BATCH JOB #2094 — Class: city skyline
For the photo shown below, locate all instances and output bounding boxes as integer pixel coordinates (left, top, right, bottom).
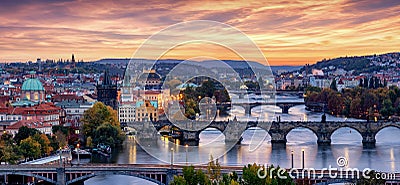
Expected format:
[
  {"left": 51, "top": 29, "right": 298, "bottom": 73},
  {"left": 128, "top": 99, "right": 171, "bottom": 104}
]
[{"left": 0, "top": 0, "right": 399, "bottom": 65}]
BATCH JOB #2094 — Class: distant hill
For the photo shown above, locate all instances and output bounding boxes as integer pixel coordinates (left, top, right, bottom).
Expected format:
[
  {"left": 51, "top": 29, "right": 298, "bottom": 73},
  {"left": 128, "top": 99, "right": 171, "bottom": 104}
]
[
  {"left": 95, "top": 58, "right": 301, "bottom": 73},
  {"left": 302, "top": 52, "right": 400, "bottom": 75}
]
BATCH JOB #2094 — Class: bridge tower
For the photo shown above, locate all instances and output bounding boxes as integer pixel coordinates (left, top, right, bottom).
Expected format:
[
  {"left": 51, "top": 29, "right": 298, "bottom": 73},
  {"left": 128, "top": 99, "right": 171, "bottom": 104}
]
[
  {"left": 56, "top": 168, "right": 66, "bottom": 185},
  {"left": 224, "top": 118, "right": 247, "bottom": 144},
  {"left": 166, "top": 169, "right": 178, "bottom": 185}
]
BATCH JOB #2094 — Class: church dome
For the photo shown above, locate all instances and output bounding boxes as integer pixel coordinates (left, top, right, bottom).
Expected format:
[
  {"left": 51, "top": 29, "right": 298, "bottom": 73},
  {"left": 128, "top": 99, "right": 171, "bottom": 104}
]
[
  {"left": 138, "top": 71, "right": 161, "bottom": 80},
  {"left": 22, "top": 78, "right": 45, "bottom": 91}
]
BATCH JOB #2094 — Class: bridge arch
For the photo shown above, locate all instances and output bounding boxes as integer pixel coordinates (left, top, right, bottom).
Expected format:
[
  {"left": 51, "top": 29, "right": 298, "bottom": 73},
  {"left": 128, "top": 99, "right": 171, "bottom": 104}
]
[
  {"left": 241, "top": 126, "right": 271, "bottom": 143},
  {"left": 67, "top": 172, "right": 163, "bottom": 185},
  {"left": 329, "top": 126, "right": 363, "bottom": 141},
  {"left": 330, "top": 127, "right": 363, "bottom": 144},
  {"left": 375, "top": 125, "right": 400, "bottom": 143},
  {"left": 200, "top": 125, "right": 225, "bottom": 133},
  {"left": 199, "top": 127, "right": 226, "bottom": 144},
  {"left": 285, "top": 126, "right": 318, "bottom": 143},
  {"left": 0, "top": 172, "right": 57, "bottom": 184}
]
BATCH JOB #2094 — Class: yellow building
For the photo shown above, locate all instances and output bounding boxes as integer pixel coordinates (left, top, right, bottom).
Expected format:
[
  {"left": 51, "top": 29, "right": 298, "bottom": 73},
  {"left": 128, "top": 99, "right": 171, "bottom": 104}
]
[{"left": 135, "top": 100, "right": 158, "bottom": 122}]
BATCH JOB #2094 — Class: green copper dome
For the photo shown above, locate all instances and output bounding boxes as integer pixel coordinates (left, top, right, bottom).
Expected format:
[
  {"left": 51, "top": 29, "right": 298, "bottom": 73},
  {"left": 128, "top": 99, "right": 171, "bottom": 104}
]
[{"left": 22, "top": 78, "right": 45, "bottom": 91}]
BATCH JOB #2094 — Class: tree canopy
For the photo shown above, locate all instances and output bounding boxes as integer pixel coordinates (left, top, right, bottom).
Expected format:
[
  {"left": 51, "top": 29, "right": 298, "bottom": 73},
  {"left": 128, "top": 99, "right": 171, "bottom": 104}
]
[{"left": 81, "top": 102, "right": 124, "bottom": 148}]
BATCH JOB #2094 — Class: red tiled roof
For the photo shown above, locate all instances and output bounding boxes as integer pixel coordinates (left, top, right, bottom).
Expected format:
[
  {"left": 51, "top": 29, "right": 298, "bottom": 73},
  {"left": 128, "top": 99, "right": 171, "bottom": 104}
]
[
  {"left": 51, "top": 94, "right": 84, "bottom": 102},
  {"left": 6, "top": 119, "right": 52, "bottom": 130},
  {"left": 0, "top": 102, "right": 61, "bottom": 115}
]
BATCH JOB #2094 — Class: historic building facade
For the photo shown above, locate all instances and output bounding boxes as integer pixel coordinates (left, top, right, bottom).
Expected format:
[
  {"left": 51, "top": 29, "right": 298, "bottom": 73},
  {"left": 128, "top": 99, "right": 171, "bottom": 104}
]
[{"left": 96, "top": 70, "right": 117, "bottom": 109}]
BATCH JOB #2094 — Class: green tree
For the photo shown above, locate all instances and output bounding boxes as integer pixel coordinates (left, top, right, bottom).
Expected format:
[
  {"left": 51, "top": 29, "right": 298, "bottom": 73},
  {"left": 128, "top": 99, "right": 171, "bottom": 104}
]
[
  {"left": 369, "top": 77, "right": 374, "bottom": 89},
  {"left": 330, "top": 78, "right": 338, "bottom": 91},
  {"left": 82, "top": 102, "right": 122, "bottom": 147},
  {"left": 170, "top": 176, "right": 187, "bottom": 185},
  {"left": 374, "top": 77, "right": 380, "bottom": 89},
  {"left": 0, "top": 133, "right": 21, "bottom": 164},
  {"left": 170, "top": 165, "right": 211, "bottom": 185},
  {"left": 388, "top": 90, "right": 397, "bottom": 105},
  {"left": 221, "top": 172, "right": 239, "bottom": 185},
  {"left": 381, "top": 99, "right": 395, "bottom": 118},
  {"left": 198, "top": 80, "right": 216, "bottom": 97},
  {"left": 14, "top": 126, "right": 40, "bottom": 144},
  {"left": 364, "top": 78, "right": 368, "bottom": 88},
  {"left": 207, "top": 155, "right": 221, "bottom": 183},
  {"left": 242, "top": 164, "right": 265, "bottom": 185},
  {"left": 20, "top": 137, "right": 41, "bottom": 160},
  {"left": 356, "top": 170, "right": 386, "bottom": 185},
  {"left": 52, "top": 125, "right": 69, "bottom": 136},
  {"left": 196, "top": 169, "right": 210, "bottom": 185},
  {"left": 93, "top": 123, "right": 124, "bottom": 148},
  {"left": 242, "top": 164, "right": 293, "bottom": 185}
]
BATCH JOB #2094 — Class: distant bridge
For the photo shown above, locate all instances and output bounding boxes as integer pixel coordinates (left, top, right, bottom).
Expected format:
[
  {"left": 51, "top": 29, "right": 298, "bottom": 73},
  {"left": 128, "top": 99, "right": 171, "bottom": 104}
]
[
  {"left": 228, "top": 90, "right": 305, "bottom": 114},
  {"left": 230, "top": 90, "right": 304, "bottom": 99},
  {"left": 129, "top": 120, "right": 400, "bottom": 147},
  {"left": 229, "top": 100, "right": 304, "bottom": 114}
]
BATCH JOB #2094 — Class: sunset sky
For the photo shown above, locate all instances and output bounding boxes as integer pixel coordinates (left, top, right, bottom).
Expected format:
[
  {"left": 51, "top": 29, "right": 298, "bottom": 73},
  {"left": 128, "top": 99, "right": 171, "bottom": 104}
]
[{"left": 0, "top": 0, "right": 399, "bottom": 66}]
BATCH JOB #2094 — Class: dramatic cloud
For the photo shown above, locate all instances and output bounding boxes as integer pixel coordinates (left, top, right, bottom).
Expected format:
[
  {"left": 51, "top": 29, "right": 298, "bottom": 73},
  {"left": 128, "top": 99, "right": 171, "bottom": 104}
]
[{"left": 0, "top": 0, "right": 398, "bottom": 65}]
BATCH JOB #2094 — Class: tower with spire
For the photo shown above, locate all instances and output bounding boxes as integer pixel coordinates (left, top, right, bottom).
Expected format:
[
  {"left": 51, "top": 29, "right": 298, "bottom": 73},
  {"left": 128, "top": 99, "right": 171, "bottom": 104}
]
[
  {"left": 96, "top": 70, "right": 118, "bottom": 109},
  {"left": 71, "top": 54, "right": 76, "bottom": 68}
]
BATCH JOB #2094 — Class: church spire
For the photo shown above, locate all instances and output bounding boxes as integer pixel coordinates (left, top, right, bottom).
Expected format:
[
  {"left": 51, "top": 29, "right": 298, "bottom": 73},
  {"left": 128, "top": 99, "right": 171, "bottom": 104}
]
[
  {"left": 103, "top": 70, "right": 113, "bottom": 85},
  {"left": 71, "top": 54, "right": 75, "bottom": 63}
]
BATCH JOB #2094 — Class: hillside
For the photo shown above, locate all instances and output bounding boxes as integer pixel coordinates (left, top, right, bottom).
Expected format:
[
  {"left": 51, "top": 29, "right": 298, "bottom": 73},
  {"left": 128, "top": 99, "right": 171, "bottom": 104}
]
[{"left": 302, "top": 52, "right": 400, "bottom": 75}]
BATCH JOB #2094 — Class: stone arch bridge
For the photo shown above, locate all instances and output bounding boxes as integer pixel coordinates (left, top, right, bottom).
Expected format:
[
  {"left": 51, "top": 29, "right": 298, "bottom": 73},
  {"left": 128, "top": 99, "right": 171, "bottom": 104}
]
[
  {"left": 229, "top": 101, "right": 304, "bottom": 114},
  {"left": 128, "top": 120, "right": 400, "bottom": 147},
  {"left": 0, "top": 164, "right": 242, "bottom": 185}
]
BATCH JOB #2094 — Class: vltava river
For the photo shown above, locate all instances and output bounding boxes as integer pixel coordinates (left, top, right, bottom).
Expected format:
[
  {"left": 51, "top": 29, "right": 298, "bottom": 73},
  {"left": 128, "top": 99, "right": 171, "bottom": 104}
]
[{"left": 86, "top": 97, "right": 400, "bottom": 185}]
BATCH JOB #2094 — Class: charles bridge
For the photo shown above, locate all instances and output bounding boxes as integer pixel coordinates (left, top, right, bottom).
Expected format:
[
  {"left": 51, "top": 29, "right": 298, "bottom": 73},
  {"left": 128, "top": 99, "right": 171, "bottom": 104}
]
[{"left": 128, "top": 119, "right": 400, "bottom": 147}]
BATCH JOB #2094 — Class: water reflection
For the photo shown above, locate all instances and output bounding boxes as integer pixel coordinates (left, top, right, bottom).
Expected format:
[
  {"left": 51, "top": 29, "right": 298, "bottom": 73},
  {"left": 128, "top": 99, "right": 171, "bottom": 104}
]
[
  {"left": 87, "top": 96, "right": 400, "bottom": 185},
  {"left": 111, "top": 97, "right": 400, "bottom": 171},
  {"left": 85, "top": 175, "right": 156, "bottom": 185},
  {"left": 107, "top": 127, "right": 400, "bottom": 172}
]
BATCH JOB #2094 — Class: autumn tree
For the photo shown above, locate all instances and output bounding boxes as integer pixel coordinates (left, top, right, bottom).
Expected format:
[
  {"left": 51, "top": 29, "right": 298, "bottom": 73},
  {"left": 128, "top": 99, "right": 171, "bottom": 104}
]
[
  {"left": 54, "top": 130, "right": 68, "bottom": 149},
  {"left": 356, "top": 170, "right": 386, "bottom": 185},
  {"left": 0, "top": 133, "right": 21, "bottom": 164},
  {"left": 242, "top": 164, "right": 294, "bottom": 185},
  {"left": 207, "top": 155, "right": 221, "bottom": 182},
  {"left": 20, "top": 137, "right": 41, "bottom": 160},
  {"left": 81, "top": 102, "right": 122, "bottom": 147},
  {"left": 32, "top": 133, "right": 53, "bottom": 156}
]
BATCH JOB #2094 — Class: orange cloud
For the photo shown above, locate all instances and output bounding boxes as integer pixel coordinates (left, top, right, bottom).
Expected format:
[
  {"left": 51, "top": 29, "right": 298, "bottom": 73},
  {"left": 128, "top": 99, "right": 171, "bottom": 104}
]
[{"left": 0, "top": 0, "right": 398, "bottom": 65}]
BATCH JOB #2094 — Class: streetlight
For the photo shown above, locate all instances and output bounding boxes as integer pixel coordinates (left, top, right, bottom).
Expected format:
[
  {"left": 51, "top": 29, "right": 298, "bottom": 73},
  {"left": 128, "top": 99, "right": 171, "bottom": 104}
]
[
  {"left": 291, "top": 150, "right": 294, "bottom": 169},
  {"left": 59, "top": 147, "right": 62, "bottom": 167},
  {"left": 302, "top": 149, "right": 305, "bottom": 169},
  {"left": 77, "top": 143, "right": 80, "bottom": 166},
  {"left": 170, "top": 148, "right": 174, "bottom": 168},
  {"left": 185, "top": 144, "right": 188, "bottom": 165}
]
